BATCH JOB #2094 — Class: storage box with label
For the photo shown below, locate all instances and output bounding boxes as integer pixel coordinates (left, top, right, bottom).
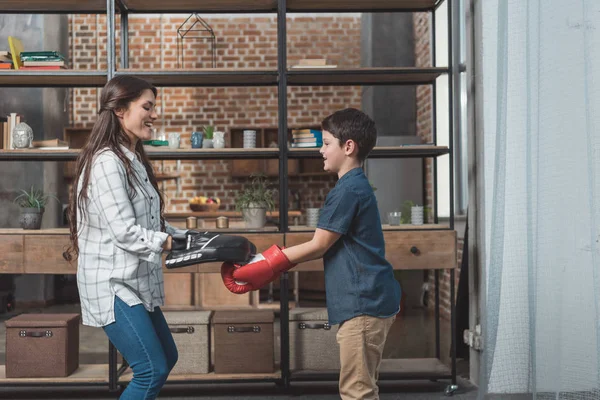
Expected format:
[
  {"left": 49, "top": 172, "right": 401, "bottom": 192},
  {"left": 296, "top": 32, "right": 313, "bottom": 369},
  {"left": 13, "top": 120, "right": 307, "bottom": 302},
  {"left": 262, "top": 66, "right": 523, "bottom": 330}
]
[
  {"left": 5, "top": 313, "right": 80, "bottom": 378},
  {"left": 212, "top": 310, "right": 274, "bottom": 373},
  {"left": 164, "top": 310, "right": 212, "bottom": 374},
  {"left": 289, "top": 308, "right": 340, "bottom": 371}
]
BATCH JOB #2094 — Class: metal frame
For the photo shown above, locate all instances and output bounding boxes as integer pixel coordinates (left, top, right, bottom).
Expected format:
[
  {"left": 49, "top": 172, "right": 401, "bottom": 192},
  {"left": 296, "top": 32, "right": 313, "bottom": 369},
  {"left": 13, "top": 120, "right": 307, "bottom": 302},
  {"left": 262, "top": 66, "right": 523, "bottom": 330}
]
[
  {"left": 176, "top": 13, "right": 217, "bottom": 69},
  {"left": 0, "top": 0, "right": 457, "bottom": 393}
]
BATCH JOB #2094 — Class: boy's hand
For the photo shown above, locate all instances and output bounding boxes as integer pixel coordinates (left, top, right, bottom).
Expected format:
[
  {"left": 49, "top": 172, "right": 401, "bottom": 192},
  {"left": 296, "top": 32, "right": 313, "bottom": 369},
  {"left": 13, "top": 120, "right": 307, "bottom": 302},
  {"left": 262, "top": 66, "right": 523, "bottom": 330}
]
[{"left": 222, "top": 245, "right": 294, "bottom": 292}]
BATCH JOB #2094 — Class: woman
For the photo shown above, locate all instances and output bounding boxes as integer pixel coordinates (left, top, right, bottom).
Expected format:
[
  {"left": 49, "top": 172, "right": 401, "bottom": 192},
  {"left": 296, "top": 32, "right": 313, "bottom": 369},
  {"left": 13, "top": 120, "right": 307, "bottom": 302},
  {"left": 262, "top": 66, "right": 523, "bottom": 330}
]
[{"left": 65, "top": 75, "right": 182, "bottom": 399}]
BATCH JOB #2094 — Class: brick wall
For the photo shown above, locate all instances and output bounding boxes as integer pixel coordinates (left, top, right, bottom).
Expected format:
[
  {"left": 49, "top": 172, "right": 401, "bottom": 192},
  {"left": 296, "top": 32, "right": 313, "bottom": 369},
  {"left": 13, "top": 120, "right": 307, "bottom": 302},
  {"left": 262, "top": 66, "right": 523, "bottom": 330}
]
[
  {"left": 413, "top": 12, "right": 463, "bottom": 320},
  {"left": 68, "top": 15, "right": 363, "bottom": 212}
]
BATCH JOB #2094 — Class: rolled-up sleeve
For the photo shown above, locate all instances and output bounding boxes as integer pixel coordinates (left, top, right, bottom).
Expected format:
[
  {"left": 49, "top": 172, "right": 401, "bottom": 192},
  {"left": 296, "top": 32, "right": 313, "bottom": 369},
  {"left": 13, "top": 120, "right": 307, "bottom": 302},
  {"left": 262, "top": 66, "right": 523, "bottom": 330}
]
[
  {"left": 89, "top": 152, "right": 168, "bottom": 261},
  {"left": 165, "top": 221, "right": 188, "bottom": 237}
]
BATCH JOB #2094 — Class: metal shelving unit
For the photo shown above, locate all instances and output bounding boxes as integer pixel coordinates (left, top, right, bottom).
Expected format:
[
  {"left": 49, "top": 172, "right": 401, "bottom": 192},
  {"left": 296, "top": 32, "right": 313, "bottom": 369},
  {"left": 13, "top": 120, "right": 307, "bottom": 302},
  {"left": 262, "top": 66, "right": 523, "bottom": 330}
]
[{"left": 0, "top": 0, "right": 457, "bottom": 394}]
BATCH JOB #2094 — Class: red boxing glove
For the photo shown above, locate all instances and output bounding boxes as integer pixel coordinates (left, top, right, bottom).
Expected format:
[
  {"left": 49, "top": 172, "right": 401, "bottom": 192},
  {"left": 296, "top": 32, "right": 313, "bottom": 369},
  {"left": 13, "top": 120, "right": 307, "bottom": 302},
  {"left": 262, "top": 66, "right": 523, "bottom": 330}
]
[
  {"left": 220, "top": 262, "right": 255, "bottom": 294},
  {"left": 232, "top": 245, "right": 295, "bottom": 290}
]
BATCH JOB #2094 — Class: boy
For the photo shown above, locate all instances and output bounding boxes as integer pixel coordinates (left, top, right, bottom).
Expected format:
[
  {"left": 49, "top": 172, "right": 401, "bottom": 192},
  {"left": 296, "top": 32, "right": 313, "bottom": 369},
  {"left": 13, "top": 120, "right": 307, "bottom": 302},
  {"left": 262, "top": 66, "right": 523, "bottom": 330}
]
[{"left": 221, "top": 108, "right": 401, "bottom": 400}]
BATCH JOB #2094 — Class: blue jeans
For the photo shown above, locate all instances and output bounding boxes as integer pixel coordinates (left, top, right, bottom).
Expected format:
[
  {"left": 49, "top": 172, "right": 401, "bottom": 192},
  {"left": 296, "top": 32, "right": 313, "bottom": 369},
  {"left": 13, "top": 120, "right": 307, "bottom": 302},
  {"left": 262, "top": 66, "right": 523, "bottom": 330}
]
[{"left": 103, "top": 296, "right": 178, "bottom": 400}]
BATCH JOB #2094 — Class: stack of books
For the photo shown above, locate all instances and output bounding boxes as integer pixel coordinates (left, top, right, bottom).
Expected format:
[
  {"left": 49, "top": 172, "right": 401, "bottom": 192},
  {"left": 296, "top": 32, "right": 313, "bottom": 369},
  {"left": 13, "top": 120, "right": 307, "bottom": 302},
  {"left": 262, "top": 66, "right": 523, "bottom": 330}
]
[
  {"left": 20, "top": 51, "right": 67, "bottom": 70},
  {"left": 0, "top": 51, "right": 13, "bottom": 69},
  {"left": 291, "top": 129, "right": 322, "bottom": 148}
]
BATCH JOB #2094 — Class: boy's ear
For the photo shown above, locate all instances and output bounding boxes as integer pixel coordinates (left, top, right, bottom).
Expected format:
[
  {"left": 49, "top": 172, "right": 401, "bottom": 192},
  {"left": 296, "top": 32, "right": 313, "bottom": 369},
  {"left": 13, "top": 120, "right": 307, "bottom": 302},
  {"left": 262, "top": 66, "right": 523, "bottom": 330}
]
[{"left": 343, "top": 139, "right": 358, "bottom": 156}]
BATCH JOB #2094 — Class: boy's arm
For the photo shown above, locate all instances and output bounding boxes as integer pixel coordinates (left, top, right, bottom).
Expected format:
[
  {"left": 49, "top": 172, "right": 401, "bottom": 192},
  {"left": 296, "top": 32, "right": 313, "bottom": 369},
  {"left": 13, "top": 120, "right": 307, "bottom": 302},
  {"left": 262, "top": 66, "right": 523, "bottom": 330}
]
[
  {"left": 221, "top": 228, "right": 341, "bottom": 293},
  {"left": 282, "top": 228, "right": 341, "bottom": 264}
]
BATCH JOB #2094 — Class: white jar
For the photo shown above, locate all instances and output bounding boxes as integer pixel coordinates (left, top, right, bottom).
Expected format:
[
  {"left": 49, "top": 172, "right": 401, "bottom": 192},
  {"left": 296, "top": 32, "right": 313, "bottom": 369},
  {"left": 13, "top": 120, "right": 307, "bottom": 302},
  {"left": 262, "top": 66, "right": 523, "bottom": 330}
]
[
  {"left": 243, "top": 130, "right": 257, "bottom": 148},
  {"left": 411, "top": 206, "right": 424, "bottom": 225}
]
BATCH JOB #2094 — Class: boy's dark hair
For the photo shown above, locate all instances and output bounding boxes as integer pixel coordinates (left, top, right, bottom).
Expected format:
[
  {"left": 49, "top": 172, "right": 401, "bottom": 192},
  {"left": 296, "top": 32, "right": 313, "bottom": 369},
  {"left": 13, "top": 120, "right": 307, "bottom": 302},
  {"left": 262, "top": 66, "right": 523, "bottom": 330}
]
[{"left": 321, "top": 108, "right": 377, "bottom": 162}]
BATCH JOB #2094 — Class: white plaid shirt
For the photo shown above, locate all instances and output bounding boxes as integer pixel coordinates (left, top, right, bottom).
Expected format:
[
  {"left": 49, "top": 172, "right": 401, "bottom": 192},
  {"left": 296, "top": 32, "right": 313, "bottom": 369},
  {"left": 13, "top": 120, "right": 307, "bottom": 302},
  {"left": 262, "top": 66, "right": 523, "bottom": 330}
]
[{"left": 76, "top": 145, "right": 186, "bottom": 327}]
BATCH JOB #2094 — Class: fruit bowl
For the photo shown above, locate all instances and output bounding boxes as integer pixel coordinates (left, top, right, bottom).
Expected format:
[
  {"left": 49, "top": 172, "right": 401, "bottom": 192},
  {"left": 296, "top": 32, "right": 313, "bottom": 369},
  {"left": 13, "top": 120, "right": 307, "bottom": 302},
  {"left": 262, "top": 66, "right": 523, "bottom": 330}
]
[
  {"left": 190, "top": 203, "right": 220, "bottom": 212},
  {"left": 189, "top": 196, "right": 221, "bottom": 212}
]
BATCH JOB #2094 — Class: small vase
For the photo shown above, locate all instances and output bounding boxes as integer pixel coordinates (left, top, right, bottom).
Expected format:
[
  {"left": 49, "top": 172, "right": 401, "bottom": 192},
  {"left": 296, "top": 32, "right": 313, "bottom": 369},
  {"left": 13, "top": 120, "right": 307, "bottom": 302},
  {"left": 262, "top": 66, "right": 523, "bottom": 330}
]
[
  {"left": 191, "top": 131, "right": 203, "bottom": 148},
  {"left": 213, "top": 131, "right": 225, "bottom": 148},
  {"left": 202, "top": 139, "right": 213, "bottom": 148},
  {"left": 19, "top": 207, "right": 44, "bottom": 230}
]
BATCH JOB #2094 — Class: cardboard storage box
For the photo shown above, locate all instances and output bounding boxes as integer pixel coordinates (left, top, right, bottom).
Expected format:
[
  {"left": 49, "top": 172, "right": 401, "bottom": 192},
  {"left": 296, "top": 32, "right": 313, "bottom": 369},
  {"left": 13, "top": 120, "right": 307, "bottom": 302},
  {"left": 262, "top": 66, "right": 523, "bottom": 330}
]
[
  {"left": 212, "top": 310, "right": 274, "bottom": 373},
  {"left": 5, "top": 313, "right": 80, "bottom": 378},
  {"left": 164, "top": 311, "right": 212, "bottom": 374},
  {"left": 289, "top": 308, "right": 340, "bottom": 371}
]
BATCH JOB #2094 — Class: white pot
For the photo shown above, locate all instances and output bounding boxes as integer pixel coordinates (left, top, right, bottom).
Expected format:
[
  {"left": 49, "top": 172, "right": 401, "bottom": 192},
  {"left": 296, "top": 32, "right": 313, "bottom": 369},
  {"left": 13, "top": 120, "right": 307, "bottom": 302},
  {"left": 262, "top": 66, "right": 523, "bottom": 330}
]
[{"left": 242, "top": 203, "right": 267, "bottom": 228}]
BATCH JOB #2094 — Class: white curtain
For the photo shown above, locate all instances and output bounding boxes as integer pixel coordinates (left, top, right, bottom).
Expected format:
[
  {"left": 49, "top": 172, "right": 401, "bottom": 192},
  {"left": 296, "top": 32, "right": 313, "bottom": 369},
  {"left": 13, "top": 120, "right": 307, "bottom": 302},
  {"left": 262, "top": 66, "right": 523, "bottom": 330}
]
[{"left": 479, "top": 0, "right": 600, "bottom": 398}]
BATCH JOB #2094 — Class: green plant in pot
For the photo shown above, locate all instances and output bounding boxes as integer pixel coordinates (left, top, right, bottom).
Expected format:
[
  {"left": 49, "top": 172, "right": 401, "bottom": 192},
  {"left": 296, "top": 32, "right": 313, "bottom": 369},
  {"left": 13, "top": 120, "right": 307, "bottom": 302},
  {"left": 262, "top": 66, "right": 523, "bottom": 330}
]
[
  {"left": 234, "top": 174, "right": 276, "bottom": 229},
  {"left": 13, "top": 186, "right": 58, "bottom": 230},
  {"left": 202, "top": 125, "right": 215, "bottom": 148}
]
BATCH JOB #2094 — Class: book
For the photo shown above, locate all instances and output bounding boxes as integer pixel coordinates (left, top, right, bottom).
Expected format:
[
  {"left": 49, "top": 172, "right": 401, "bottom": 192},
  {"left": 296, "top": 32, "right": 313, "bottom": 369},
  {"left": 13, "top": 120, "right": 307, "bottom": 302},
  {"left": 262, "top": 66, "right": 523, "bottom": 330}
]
[
  {"left": 20, "top": 51, "right": 67, "bottom": 64},
  {"left": 20, "top": 66, "right": 66, "bottom": 70},
  {"left": 290, "top": 64, "right": 338, "bottom": 69},
  {"left": 32, "top": 138, "right": 69, "bottom": 148},
  {"left": 291, "top": 141, "right": 322, "bottom": 148},
  {"left": 292, "top": 129, "right": 322, "bottom": 146},
  {"left": 36, "top": 146, "right": 69, "bottom": 150},
  {"left": 292, "top": 129, "right": 322, "bottom": 137},
  {"left": 291, "top": 59, "right": 337, "bottom": 69},
  {"left": 23, "top": 60, "right": 66, "bottom": 67},
  {"left": 8, "top": 36, "right": 23, "bottom": 70}
]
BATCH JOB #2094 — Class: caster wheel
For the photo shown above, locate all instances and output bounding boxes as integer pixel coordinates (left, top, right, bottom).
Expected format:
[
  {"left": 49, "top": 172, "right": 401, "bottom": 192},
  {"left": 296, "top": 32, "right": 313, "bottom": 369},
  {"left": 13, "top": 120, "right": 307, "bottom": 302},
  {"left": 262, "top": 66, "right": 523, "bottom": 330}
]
[{"left": 445, "top": 384, "right": 459, "bottom": 396}]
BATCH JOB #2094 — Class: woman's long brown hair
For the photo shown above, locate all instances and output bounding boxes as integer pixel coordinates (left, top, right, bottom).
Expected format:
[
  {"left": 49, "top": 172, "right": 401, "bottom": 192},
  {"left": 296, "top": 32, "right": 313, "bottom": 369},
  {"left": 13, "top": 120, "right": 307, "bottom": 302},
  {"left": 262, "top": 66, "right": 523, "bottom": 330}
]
[{"left": 64, "top": 75, "right": 165, "bottom": 262}]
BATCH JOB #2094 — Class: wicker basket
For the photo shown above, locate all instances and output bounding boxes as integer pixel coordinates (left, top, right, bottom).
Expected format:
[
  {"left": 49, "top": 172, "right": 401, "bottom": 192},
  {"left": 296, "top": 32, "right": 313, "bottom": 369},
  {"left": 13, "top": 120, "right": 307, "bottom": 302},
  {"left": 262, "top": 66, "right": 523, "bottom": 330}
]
[{"left": 189, "top": 203, "right": 220, "bottom": 212}]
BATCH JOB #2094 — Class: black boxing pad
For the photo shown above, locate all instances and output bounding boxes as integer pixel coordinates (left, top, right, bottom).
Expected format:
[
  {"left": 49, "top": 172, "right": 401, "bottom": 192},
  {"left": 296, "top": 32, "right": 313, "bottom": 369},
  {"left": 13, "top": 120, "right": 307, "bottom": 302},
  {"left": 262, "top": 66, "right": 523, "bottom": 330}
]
[{"left": 165, "top": 232, "right": 256, "bottom": 269}]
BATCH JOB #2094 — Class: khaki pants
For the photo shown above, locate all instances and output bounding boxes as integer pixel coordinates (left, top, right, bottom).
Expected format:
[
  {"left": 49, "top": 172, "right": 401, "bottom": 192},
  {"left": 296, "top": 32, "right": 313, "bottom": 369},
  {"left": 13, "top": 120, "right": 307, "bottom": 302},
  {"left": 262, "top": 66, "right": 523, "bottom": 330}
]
[{"left": 336, "top": 314, "right": 396, "bottom": 400}]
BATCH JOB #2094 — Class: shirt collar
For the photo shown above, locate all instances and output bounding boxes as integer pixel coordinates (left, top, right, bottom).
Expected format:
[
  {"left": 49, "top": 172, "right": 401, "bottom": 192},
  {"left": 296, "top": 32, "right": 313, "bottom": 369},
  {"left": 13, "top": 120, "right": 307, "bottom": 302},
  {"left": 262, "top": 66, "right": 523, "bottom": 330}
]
[
  {"left": 337, "top": 167, "right": 363, "bottom": 185},
  {"left": 119, "top": 144, "right": 137, "bottom": 161}
]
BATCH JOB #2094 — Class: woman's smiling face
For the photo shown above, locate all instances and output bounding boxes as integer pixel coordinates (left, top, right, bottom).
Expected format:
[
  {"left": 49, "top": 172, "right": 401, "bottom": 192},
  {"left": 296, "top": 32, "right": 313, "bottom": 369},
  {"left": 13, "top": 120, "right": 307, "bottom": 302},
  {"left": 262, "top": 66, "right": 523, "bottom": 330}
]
[{"left": 118, "top": 89, "right": 158, "bottom": 144}]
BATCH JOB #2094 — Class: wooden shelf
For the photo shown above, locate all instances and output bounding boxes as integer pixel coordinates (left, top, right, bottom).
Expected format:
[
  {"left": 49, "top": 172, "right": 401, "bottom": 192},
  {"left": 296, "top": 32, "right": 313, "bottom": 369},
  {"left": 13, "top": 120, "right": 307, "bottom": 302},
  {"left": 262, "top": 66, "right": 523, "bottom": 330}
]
[
  {"left": 116, "top": 69, "right": 278, "bottom": 87},
  {"left": 155, "top": 173, "right": 181, "bottom": 181},
  {"left": 287, "top": 67, "right": 447, "bottom": 86},
  {"left": 119, "top": 369, "right": 281, "bottom": 383},
  {"left": 291, "top": 358, "right": 451, "bottom": 381},
  {"left": 0, "top": 228, "right": 69, "bottom": 235},
  {"left": 166, "top": 210, "right": 302, "bottom": 219},
  {"left": 120, "top": 0, "right": 277, "bottom": 13},
  {"left": 287, "top": 224, "right": 451, "bottom": 232},
  {"left": 0, "top": 71, "right": 107, "bottom": 87},
  {"left": 0, "top": 364, "right": 109, "bottom": 384},
  {"left": 287, "top": 0, "right": 440, "bottom": 12},
  {"left": 144, "top": 148, "right": 280, "bottom": 160},
  {"left": 0, "top": 148, "right": 280, "bottom": 161},
  {"left": 0, "top": 0, "right": 107, "bottom": 13},
  {"left": 0, "top": 0, "right": 442, "bottom": 14},
  {"left": 289, "top": 145, "right": 449, "bottom": 159}
]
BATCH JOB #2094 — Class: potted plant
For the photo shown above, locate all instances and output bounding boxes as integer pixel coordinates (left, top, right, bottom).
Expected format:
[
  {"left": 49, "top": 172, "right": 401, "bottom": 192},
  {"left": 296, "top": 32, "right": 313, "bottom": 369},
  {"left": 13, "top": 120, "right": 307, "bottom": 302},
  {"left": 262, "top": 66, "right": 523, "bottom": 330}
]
[
  {"left": 13, "top": 186, "right": 58, "bottom": 230},
  {"left": 234, "top": 174, "right": 276, "bottom": 228},
  {"left": 202, "top": 125, "right": 215, "bottom": 148}
]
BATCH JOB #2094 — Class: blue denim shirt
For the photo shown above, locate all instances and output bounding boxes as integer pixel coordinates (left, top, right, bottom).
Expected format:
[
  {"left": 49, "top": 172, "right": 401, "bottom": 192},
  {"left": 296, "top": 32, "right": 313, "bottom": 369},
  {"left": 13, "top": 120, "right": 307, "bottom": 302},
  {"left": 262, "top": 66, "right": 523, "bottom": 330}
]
[{"left": 317, "top": 167, "right": 401, "bottom": 325}]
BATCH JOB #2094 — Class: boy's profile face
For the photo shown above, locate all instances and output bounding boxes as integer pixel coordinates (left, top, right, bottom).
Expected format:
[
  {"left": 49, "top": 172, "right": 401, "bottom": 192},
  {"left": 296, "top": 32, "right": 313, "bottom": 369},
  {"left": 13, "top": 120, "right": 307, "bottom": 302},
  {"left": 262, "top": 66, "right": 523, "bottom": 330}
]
[{"left": 320, "top": 129, "right": 353, "bottom": 174}]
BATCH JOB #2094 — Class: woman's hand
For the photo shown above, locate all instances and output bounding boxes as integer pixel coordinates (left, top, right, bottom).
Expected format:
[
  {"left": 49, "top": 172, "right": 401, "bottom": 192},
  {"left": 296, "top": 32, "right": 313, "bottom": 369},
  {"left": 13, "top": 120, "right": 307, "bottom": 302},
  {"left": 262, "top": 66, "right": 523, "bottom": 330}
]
[{"left": 162, "top": 236, "right": 172, "bottom": 251}]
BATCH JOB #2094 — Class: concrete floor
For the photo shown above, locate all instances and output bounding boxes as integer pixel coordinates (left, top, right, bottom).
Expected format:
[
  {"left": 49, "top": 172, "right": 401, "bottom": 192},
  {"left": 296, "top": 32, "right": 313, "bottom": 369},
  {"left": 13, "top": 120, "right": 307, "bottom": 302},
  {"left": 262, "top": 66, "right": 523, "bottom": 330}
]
[{"left": 0, "top": 303, "right": 475, "bottom": 399}]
